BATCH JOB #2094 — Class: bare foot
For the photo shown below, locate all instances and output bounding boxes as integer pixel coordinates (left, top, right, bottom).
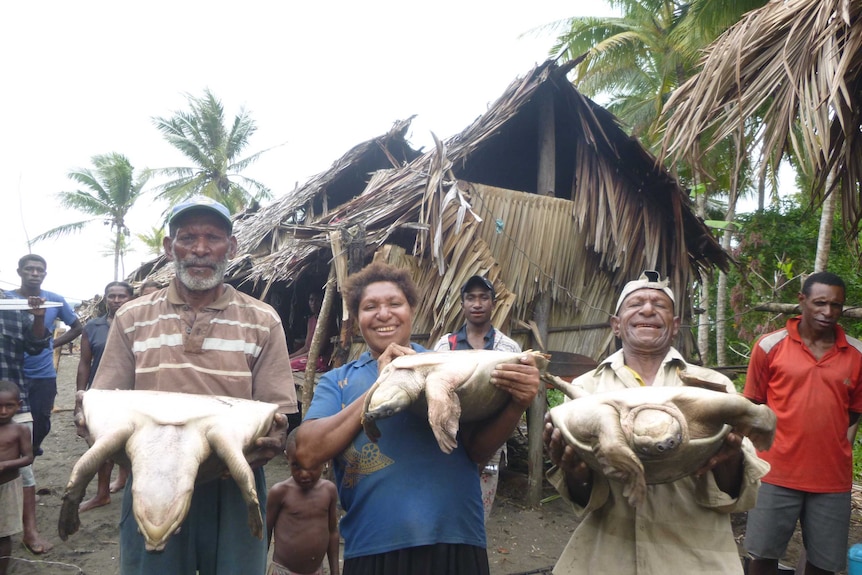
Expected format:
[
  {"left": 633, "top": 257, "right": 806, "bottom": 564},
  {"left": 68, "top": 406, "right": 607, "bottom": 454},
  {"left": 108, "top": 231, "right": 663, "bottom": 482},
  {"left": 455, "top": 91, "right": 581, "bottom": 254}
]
[
  {"left": 79, "top": 495, "right": 111, "bottom": 513},
  {"left": 22, "top": 534, "right": 53, "bottom": 555},
  {"left": 109, "top": 480, "right": 126, "bottom": 493}
]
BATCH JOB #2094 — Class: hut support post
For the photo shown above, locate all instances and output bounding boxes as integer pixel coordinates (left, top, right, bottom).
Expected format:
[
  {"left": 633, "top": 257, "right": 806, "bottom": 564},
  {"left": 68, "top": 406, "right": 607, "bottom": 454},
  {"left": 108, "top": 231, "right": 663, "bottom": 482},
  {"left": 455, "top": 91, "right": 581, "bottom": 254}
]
[
  {"left": 302, "top": 265, "right": 337, "bottom": 417},
  {"left": 332, "top": 225, "right": 366, "bottom": 367},
  {"left": 526, "top": 88, "right": 555, "bottom": 506}
]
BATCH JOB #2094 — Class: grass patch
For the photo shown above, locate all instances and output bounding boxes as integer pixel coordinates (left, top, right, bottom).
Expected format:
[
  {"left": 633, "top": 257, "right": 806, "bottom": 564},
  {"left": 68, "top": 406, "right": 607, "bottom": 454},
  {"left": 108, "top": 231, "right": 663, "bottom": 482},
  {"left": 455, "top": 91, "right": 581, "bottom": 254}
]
[{"left": 855, "top": 435, "right": 862, "bottom": 483}]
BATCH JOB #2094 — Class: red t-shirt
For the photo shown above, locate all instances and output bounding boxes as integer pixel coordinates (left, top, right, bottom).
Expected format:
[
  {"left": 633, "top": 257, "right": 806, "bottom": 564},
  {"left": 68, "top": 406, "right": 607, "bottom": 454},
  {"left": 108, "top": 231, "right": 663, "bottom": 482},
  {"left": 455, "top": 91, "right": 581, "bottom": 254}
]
[{"left": 744, "top": 317, "right": 862, "bottom": 492}]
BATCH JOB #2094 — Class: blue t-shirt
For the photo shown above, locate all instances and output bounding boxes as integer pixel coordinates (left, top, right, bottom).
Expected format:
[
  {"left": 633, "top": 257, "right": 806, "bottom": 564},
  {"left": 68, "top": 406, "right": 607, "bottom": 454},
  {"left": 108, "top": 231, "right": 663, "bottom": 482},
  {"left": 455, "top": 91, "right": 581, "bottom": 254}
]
[
  {"left": 12, "top": 289, "right": 78, "bottom": 379},
  {"left": 304, "top": 344, "right": 485, "bottom": 559}
]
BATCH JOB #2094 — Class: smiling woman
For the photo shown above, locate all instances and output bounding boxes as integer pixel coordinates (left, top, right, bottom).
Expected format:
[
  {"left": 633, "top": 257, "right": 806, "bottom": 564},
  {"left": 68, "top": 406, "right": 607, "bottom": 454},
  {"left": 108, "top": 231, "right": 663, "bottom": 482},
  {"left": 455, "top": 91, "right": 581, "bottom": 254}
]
[{"left": 294, "top": 261, "right": 541, "bottom": 575}]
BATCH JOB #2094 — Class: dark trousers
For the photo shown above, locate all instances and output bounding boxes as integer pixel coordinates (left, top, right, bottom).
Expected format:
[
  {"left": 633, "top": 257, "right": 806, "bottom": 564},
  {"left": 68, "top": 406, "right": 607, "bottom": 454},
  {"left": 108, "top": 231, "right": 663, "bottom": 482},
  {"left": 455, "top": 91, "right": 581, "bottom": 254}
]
[{"left": 25, "top": 377, "right": 56, "bottom": 456}]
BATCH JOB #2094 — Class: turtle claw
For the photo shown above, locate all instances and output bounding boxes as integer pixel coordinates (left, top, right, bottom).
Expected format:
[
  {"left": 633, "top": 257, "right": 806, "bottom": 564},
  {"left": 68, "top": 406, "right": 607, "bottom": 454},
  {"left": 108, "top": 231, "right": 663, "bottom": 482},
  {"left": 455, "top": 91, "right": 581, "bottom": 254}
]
[{"left": 362, "top": 415, "right": 382, "bottom": 443}]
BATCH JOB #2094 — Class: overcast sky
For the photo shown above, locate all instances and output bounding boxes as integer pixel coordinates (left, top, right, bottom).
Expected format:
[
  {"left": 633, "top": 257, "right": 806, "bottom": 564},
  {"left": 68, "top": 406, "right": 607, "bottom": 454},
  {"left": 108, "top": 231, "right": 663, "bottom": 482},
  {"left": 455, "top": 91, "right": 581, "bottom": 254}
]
[{"left": 0, "top": 1, "right": 612, "bottom": 303}]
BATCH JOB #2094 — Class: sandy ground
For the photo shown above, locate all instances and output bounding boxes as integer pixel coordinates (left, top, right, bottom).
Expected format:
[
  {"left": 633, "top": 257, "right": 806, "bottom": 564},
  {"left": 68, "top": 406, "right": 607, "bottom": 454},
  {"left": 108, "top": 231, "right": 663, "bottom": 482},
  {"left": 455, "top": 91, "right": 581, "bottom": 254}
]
[{"left": 5, "top": 352, "right": 859, "bottom": 574}]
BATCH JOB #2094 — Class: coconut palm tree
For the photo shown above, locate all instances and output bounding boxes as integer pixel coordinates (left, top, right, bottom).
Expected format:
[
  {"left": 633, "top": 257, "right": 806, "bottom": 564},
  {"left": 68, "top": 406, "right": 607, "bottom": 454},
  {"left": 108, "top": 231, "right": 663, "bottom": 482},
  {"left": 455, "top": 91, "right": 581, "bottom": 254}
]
[
  {"left": 546, "top": 0, "right": 768, "bottom": 147},
  {"left": 31, "top": 152, "right": 149, "bottom": 280},
  {"left": 150, "top": 89, "right": 273, "bottom": 214},
  {"left": 135, "top": 225, "right": 166, "bottom": 257}
]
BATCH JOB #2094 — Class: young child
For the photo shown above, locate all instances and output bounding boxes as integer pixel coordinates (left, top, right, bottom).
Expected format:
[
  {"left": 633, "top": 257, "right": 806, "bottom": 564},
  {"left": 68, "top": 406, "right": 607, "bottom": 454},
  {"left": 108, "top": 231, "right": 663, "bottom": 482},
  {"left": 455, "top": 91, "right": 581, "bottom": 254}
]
[
  {"left": 0, "top": 380, "right": 34, "bottom": 575},
  {"left": 266, "top": 429, "right": 339, "bottom": 575}
]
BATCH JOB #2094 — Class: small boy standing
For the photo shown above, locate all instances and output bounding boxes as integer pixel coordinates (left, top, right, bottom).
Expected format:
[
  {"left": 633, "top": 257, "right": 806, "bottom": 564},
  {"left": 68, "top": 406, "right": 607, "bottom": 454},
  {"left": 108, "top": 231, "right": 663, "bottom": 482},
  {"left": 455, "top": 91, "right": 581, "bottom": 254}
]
[
  {"left": 0, "top": 380, "right": 34, "bottom": 575},
  {"left": 267, "top": 429, "right": 339, "bottom": 575}
]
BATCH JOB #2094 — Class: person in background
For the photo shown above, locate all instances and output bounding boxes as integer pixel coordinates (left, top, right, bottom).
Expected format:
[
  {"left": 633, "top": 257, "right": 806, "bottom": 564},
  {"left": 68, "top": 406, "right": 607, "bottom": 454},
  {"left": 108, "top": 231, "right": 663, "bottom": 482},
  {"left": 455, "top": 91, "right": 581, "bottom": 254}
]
[
  {"left": 744, "top": 271, "right": 862, "bottom": 575},
  {"left": 12, "top": 254, "right": 82, "bottom": 457},
  {"left": 544, "top": 271, "right": 769, "bottom": 575},
  {"left": 266, "top": 429, "right": 340, "bottom": 575},
  {"left": 295, "top": 261, "right": 540, "bottom": 575},
  {"left": 0, "top": 380, "right": 34, "bottom": 575},
  {"left": 290, "top": 292, "right": 330, "bottom": 373},
  {"left": 91, "top": 196, "right": 297, "bottom": 575},
  {"left": 76, "top": 281, "right": 135, "bottom": 512},
  {"left": 11, "top": 255, "right": 80, "bottom": 553},
  {"left": 433, "top": 275, "right": 520, "bottom": 521},
  {"left": 0, "top": 286, "right": 49, "bottom": 555}
]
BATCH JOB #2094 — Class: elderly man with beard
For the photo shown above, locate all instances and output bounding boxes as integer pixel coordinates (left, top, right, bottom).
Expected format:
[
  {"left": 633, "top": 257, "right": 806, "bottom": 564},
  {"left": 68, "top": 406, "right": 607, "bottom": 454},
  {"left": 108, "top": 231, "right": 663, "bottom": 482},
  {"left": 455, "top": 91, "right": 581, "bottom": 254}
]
[{"left": 91, "top": 197, "right": 298, "bottom": 575}]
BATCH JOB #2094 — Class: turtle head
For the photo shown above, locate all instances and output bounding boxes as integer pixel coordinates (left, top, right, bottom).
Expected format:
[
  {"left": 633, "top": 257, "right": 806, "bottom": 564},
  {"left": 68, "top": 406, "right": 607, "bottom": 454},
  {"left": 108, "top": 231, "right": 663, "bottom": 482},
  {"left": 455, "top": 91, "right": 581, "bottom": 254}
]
[
  {"left": 627, "top": 406, "right": 685, "bottom": 458},
  {"left": 364, "top": 386, "right": 413, "bottom": 420}
]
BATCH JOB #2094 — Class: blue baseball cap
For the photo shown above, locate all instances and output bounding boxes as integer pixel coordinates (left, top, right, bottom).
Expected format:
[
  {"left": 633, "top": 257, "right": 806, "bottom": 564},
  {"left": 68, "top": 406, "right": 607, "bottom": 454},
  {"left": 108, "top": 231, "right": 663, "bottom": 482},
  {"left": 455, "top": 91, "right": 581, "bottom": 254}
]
[{"left": 168, "top": 196, "right": 232, "bottom": 233}]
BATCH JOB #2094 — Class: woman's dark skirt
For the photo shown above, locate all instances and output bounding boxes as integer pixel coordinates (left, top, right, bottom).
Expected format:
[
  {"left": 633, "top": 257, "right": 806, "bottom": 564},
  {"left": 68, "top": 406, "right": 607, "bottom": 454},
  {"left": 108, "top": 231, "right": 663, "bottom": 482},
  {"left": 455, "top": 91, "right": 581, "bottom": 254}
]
[{"left": 343, "top": 543, "right": 491, "bottom": 575}]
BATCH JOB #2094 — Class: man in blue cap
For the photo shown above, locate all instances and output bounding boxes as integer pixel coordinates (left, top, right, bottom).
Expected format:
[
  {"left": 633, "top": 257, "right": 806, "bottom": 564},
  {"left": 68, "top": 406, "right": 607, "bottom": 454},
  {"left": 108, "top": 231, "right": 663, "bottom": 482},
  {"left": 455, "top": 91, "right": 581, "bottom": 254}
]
[
  {"left": 433, "top": 275, "right": 520, "bottom": 521},
  {"left": 92, "top": 196, "right": 298, "bottom": 575}
]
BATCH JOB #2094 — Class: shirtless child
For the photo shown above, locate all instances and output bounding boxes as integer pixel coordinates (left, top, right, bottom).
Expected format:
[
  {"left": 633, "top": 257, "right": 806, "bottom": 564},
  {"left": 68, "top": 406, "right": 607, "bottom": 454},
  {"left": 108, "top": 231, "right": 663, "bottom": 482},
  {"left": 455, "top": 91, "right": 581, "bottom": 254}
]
[
  {"left": 0, "top": 381, "right": 35, "bottom": 575},
  {"left": 266, "top": 429, "right": 339, "bottom": 575}
]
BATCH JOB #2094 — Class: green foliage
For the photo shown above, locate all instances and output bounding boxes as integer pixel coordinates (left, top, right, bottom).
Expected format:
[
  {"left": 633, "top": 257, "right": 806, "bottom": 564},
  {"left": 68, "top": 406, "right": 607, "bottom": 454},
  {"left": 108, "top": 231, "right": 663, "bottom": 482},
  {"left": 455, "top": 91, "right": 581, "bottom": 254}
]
[
  {"left": 717, "top": 196, "right": 862, "bottom": 363},
  {"left": 854, "top": 436, "right": 862, "bottom": 482},
  {"left": 135, "top": 226, "right": 166, "bottom": 257},
  {"left": 547, "top": 0, "right": 768, "bottom": 149},
  {"left": 853, "top": 436, "right": 862, "bottom": 483},
  {"left": 547, "top": 388, "right": 566, "bottom": 409}
]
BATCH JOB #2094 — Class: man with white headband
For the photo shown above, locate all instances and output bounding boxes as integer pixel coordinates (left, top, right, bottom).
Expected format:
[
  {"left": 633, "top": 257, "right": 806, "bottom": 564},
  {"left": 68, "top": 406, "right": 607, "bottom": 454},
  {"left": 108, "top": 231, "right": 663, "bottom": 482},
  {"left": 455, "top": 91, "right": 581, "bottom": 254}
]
[{"left": 543, "top": 271, "right": 769, "bottom": 575}]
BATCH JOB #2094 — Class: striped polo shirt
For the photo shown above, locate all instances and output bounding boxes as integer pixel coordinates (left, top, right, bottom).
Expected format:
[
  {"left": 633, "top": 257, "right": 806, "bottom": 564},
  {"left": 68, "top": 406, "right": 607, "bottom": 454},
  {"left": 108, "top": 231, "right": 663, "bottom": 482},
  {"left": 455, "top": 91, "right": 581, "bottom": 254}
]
[{"left": 92, "top": 280, "right": 297, "bottom": 414}]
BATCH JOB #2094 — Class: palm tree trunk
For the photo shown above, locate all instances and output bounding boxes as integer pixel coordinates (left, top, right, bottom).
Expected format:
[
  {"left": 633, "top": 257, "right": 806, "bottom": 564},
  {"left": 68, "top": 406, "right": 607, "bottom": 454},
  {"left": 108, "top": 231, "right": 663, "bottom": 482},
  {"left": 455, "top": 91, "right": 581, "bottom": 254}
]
[
  {"left": 814, "top": 183, "right": 836, "bottom": 273},
  {"left": 695, "top": 181, "right": 710, "bottom": 363},
  {"left": 114, "top": 229, "right": 121, "bottom": 281},
  {"left": 717, "top": 132, "right": 743, "bottom": 366},
  {"left": 716, "top": 243, "right": 729, "bottom": 366}
]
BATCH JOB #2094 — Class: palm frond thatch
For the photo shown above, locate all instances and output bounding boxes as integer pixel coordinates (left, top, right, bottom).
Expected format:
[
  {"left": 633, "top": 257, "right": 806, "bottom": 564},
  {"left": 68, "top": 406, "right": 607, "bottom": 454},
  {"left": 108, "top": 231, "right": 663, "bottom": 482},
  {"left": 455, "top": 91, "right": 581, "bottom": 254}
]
[
  {"left": 134, "top": 61, "right": 728, "bottom": 359},
  {"left": 662, "top": 0, "right": 862, "bottom": 234}
]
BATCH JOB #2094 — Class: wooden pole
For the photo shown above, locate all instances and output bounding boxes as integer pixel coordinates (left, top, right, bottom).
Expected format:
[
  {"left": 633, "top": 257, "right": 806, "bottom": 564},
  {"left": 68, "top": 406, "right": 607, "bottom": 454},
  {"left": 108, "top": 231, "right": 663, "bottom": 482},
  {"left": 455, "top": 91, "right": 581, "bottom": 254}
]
[
  {"left": 332, "top": 225, "right": 366, "bottom": 368},
  {"left": 526, "top": 87, "right": 555, "bottom": 506},
  {"left": 302, "top": 266, "right": 337, "bottom": 417},
  {"left": 754, "top": 302, "right": 862, "bottom": 318}
]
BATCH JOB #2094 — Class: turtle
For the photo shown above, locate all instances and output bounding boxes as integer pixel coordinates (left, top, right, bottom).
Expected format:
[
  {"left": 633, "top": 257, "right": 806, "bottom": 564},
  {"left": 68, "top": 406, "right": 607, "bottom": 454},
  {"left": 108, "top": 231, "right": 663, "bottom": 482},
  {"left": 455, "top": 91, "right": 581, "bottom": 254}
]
[
  {"left": 59, "top": 389, "right": 283, "bottom": 551},
  {"left": 547, "top": 371, "right": 776, "bottom": 507},
  {"left": 361, "top": 349, "right": 550, "bottom": 453}
]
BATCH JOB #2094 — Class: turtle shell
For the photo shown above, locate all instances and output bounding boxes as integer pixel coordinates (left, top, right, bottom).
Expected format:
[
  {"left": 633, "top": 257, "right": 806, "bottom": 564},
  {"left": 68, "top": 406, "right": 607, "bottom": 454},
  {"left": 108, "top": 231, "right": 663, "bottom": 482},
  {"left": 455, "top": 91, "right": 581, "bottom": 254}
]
[{"left": 549, "top": 389, "right": 735, "bottom": 485}]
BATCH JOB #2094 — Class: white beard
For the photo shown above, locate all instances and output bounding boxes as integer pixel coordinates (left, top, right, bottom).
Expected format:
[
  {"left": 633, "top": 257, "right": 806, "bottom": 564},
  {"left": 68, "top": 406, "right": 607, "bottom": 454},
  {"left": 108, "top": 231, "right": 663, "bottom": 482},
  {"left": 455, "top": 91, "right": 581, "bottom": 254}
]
[{"left": 172, "top": 248, "right": 228, "bottom": 292}]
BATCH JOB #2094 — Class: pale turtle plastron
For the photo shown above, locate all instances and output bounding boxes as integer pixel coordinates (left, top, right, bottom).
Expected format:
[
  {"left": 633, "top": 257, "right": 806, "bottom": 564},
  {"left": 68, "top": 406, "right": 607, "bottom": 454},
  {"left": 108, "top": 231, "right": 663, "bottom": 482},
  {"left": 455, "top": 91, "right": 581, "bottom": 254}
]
[
  {"left": 547, "top": 372, "right": 776, "bottom": 506},
  {"left": 361, "top": 349, "right": 549, "bottom": 453},
  {"left": 58, "top": 389, "right": 281, "bottom": 552}
]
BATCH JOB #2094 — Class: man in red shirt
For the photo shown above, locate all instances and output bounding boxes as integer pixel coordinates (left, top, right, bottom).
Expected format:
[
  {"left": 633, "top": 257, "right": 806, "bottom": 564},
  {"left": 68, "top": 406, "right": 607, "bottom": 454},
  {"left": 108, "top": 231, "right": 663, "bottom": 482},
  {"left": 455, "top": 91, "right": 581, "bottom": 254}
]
[{"left": 744, "top": 271, "right": 862, "bottom": 575}]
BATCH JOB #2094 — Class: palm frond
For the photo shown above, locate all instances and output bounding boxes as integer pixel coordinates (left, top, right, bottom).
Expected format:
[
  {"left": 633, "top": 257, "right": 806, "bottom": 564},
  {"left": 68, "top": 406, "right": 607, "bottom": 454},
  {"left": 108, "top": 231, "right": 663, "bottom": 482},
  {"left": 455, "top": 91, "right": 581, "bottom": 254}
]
[
  {"left": 31, "top": 220, "right": 95, "bottom": 243},
  {"left": 662, "top": 0, "right": 862, "bottom": 234}
]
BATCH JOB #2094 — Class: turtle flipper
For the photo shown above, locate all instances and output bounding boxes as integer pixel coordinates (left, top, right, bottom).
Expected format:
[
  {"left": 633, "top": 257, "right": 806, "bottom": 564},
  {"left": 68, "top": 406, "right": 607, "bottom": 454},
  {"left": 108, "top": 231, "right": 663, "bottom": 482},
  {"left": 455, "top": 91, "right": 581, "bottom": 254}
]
[
  {"left": 593, "top": 407, "right": 647, "bottom": 506},
  {"left": 362, "top": 415, "right": 383, "bottom": 443},
  {"left": 676, "top": 391, "right": 777, "bottom": 452},
  {"left": 425, "top": 373, "right": 461, "bottom": 453},
  {"left": 718, "top": 399, "right": 777, "bottom": 451}
]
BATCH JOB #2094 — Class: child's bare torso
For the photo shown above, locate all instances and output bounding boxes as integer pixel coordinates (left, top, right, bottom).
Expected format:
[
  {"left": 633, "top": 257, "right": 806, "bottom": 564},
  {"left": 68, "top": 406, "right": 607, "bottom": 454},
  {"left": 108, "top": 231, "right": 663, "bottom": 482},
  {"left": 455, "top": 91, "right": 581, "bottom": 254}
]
[
  {"left": 272, "top": 478, "right": 336, "bottom": 573},
  {"left": 0, "top": 422, "right": 27, "bottom": 485}
]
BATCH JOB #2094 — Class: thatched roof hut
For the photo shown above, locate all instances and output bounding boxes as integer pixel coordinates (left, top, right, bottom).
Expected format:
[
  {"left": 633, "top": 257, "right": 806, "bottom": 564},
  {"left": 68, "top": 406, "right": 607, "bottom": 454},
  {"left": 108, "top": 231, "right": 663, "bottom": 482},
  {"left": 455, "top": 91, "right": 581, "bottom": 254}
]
[{"left": 133, "top": 59, "right": 727, "bottom": 362}]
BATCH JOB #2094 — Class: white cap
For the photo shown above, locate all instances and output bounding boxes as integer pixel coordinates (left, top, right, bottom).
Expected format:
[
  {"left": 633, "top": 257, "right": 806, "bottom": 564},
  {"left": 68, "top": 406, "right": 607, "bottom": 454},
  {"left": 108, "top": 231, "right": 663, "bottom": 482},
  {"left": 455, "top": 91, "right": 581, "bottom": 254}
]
[{"left": 614, "top": 271, "right": 675, "bottom": 314}]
